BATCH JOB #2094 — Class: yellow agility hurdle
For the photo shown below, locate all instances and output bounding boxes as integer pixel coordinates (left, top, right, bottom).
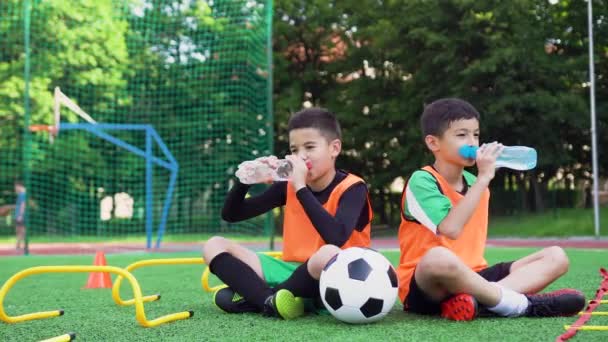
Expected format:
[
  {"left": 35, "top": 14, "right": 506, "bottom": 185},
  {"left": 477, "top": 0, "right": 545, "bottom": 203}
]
[
  {"left": 112, "top": 258, "right": 205, "bottom": 306},
  {"left": 111, "top": 251, "right": 284, "bottom": 307},
  {"left": 39, "top": 332, "right": 76, "bottom": 342},
  {"left": 0, "top": 266, "right": 192, "bottom": 327}
]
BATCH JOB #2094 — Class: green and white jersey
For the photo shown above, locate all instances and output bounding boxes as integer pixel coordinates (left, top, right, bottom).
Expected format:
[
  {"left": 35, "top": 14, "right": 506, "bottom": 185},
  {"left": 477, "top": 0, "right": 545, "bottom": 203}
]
[{"left": 402, "top": 168, "right": 477, "bottom": 234}]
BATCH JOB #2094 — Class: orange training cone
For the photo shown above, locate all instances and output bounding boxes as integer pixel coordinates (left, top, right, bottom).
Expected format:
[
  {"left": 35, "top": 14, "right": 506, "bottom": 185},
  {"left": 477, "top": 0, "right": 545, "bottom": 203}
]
[{"left": 83, "top": 251, "right": 112, "bottom": 289}]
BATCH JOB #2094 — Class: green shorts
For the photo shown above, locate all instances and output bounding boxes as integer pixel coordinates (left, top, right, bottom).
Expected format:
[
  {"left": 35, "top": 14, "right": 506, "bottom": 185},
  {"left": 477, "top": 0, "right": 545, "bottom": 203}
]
[
  {"left": 257, "top": 252, "right": 301, "bottom": 286},
  {"left": 257, "top": 253, "right": 329, "bottom": 315}
]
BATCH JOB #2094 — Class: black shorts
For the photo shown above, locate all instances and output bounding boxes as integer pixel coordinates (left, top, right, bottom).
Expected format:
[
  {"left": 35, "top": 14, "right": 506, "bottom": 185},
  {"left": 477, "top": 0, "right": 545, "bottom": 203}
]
[{"left": 404, "top": 261, "right": 514, "bottom": 315}]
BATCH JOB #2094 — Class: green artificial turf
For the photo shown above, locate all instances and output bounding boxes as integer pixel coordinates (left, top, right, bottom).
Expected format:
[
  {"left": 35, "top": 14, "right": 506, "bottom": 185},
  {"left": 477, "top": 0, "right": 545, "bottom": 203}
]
[{"left": 0, "top": 248, "right": 606, "bottom": 341}]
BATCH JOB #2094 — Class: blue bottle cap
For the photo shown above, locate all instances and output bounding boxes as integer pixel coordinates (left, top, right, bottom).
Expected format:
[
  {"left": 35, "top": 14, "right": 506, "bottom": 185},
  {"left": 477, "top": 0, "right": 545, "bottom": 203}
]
[{"left": 459, "top": 145, "right": 478, "bottom": 159}]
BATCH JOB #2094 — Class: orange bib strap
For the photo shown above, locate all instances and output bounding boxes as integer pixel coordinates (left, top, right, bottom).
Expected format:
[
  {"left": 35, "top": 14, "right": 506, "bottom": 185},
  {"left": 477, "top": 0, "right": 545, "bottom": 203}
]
[{"left": 282, "top": 173, "right": 372, "bottom": 262}]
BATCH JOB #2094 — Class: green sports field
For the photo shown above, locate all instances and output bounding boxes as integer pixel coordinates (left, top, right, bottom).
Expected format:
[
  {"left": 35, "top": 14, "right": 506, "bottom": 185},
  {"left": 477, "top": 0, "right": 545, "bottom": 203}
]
[{"left": 0, "top": 248, "right": 606, "bottom": 341}]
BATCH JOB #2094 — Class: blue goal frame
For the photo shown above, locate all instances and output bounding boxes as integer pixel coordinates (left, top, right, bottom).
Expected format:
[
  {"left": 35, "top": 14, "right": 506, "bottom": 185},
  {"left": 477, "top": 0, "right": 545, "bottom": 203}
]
[{"left": 60, "top": 123, "right": 178, "bottom": 249}]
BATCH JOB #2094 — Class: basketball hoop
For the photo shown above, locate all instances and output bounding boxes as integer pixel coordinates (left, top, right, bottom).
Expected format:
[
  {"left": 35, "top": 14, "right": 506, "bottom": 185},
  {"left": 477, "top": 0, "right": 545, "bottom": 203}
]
[
  {"left": 29, "top": 87, "right": 98, "bottom": 145},
  {"left": 29, "top": 124, "right": 58, "bottom": 144}
]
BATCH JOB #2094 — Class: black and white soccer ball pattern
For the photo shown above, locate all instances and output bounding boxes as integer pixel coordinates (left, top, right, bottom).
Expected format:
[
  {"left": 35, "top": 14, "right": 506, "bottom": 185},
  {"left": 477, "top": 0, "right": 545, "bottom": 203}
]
[{"left": 319, "top": 247, "right": 399, "bottom": 324}]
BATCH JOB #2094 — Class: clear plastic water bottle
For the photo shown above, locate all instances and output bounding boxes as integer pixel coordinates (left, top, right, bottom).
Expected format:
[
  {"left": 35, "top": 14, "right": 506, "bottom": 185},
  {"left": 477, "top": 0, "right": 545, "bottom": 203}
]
[
  {"left": 459, "top": 145, "right": 537, "bottom": 171},
  {"left": 236, "top": 157, "right": 312, "bottom": 184},
  {"left": 273, "top": 159, "right": 313, "bottom": 181},
  {"left": 275, "top": 160, "right": 295, "bottom": 180}
]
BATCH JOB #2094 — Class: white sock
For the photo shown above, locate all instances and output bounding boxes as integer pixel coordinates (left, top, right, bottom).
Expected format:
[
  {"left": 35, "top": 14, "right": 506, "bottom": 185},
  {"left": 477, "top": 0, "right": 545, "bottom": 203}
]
[{"left": 487, "top": 283, "right": 529, "bottom": 317}]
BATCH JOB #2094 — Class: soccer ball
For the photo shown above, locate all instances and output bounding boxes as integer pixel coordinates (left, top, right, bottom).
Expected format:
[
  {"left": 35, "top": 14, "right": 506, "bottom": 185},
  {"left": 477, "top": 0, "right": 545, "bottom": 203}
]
[{"left": 319, "top": 247, "right": 398, "bottom": 324}]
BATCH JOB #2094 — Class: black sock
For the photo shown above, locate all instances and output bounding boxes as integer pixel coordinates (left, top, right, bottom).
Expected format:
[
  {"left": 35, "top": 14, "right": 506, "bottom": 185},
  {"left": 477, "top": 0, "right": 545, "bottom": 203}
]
[
  {"left": 274, "top": 261, "right": 320, "bottom": 298},
  {"left": 208, "top": 252, "right": 273, "bottom": 310}
]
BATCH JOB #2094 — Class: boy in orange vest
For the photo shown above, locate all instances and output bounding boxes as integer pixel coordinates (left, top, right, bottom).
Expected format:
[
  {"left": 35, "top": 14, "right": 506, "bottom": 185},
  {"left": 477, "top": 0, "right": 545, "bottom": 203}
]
[
  {"left": 397, "top": 98, "right": 585, "bottom": 321},
  {"left": 204, "top": 107, "right": 372, "bottom": 319}
]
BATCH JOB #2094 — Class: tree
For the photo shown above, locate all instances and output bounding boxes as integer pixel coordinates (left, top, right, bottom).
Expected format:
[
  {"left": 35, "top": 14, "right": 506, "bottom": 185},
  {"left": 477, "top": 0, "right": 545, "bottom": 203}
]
[
  {"left": 0, "top": 0, "right": 131, "bottom": 232},
  {"left": 272, "top": 0, "right": 604, "bottom": 223}
]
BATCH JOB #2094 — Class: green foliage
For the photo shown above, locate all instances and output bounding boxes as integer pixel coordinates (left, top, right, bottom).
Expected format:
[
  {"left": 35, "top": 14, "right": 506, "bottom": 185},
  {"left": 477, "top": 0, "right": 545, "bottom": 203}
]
[
  {"left": 272, "top": 0, "right": 608, "bottom": 220},
  {"left": 0, "top": 0, "right": 272, "bottom": 239},
  {"left": 1, "top": 0, "right": 607, "bottom": 238}
]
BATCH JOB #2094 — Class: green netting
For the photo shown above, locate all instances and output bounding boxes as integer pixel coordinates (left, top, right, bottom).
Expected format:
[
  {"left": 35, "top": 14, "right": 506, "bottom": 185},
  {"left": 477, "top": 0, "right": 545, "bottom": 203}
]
[{"left": 0, "top": 0, "right": 274, "bottom": 248}]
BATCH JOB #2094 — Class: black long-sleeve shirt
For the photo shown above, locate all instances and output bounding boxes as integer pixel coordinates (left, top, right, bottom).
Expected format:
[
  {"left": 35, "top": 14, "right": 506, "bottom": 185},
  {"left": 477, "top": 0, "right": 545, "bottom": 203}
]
[{"left": 222, "top": 170, "right": 370, "bottom": 246}]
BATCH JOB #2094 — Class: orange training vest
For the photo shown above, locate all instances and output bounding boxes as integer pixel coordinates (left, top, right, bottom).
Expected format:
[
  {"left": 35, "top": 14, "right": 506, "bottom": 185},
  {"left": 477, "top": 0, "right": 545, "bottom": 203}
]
[
  {"left": 397, "top": 166, "right": 489, "bottom": 302},
  {"left": 282, "top": 173, "right": 372, "bottom": 262}
]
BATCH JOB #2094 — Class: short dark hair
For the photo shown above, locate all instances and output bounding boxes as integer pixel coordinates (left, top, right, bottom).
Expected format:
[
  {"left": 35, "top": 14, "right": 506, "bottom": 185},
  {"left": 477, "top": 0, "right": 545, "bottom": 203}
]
[
  {"left": 14, "top": 179, "right": 23, "bottom": 186},
  {"left": 287, "top": 107, "right": 341, "bottom": 141},
  {"left": 421, "top": 98, "right": 480, "bottom": 137}
]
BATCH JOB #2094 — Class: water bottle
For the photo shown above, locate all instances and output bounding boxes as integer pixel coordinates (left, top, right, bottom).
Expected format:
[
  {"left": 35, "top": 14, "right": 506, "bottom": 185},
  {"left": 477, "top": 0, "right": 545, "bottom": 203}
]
[
  {"left": 275, "top": 159, "right": 295, "bottom": 180},
  {"left": 236, "top": 157, "right": 312, "bottom": 184},
  {"left": 459, "top": 145, "right": 537, "bottom": 171},
  {"left": 270, "top": 159, "right": 313, "bottom": 181}
]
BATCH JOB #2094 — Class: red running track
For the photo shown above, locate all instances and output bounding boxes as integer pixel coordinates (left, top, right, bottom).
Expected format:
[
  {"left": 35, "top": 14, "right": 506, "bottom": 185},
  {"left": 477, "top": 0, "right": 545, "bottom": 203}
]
[{"left": 1, "top": 238, "right": 607, "bottom": 256}]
